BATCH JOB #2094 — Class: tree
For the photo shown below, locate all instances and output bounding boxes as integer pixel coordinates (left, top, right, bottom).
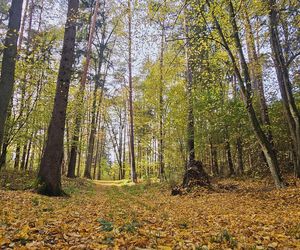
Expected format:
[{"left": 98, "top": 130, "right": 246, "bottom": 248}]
[
  {"left": 243, "top": 7, "right": 272, "bottom": 142},
  {"left": 68, "top": 0, "right": 100, "bottom": 179},
  {"left": 226, "top": 0, "right": 284, "bottom": 187},
  {"left": 128, "top": 0, "right": 137, "bottom": 183},
  {"left": 37, "top": 0, "right": 79, "bottom": 196},
  {"left": 0, "top": 0, "right": 23, "bottom": 151},
  {"left": 268, "top": 0, "right": 300, "bottom": 178},
  {"left": 158, "top": 20, "right": 166, "bottom": 180},
  {"left": 184, "top": 10, "right": 195, "bottom": 164},
  {"left": 84, "top": 0, "right": 116, "bottom": 179},
  {"left": 199, "top": 0, "right": 284, "bottom": 187}
]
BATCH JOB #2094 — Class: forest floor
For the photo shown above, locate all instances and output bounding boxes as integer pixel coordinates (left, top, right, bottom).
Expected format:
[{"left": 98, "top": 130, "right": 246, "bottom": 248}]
[{"left": 0, "top": 173, "right": 300, "bottom": 249}]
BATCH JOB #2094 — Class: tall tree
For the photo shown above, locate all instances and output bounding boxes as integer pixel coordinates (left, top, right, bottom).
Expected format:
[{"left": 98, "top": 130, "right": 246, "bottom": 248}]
[
  {"left": 268, "top": 0, "right": 300, "bottom": 178},
  {"left": 205, "top": 0, "right": 284, "bottom": 187},
  {"left": 243, "top": 8, "right": 272, "bottom": 141},
  {"left": 128, "top": 0, "right": 137, "bottom": 183},
  {"left": 158, "top": 22, "right": 166, "bottom": 180},
  {"left": 184, "top": 12, "right": 195, "bottom": 164},
  {"left": 84, "top": 6, "right": 116, "bottom": 179},
  {"left": 227, "top": 0, "right": 283, "bottom": 187},
  {"left": 0, "top": 0, "right": 23, "bottom": 151},
  {"left": 68, "top": 0, "right": 100, "bottom": 179},
  {"left": 37, "top": 0, "right": 79, "bottom": 196},
  {"left": 17, "top": 0, "right": 29, "bottom": 50}
]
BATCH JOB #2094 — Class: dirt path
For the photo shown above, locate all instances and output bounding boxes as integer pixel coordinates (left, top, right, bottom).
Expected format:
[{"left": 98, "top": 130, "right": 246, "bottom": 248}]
[
  {"left": 93, "top": 180, "right": 127, "bottom": 187},
  {"left": 1, "top": 180, "right": 300, "bottom": 249}
]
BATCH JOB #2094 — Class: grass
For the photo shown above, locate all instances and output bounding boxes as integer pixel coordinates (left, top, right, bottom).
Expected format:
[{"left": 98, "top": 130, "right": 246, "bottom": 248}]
[
  {"left": 0, "top": 169, "right": 95, "bottom": 196},
  {"left": 0, "top": 169, "right": 36, "bottom": 190}
]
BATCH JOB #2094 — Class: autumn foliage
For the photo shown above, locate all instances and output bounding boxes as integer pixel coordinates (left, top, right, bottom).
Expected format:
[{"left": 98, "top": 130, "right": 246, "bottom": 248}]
[{"left": 1, "top": 173, "right": 300, "bottom": 249}]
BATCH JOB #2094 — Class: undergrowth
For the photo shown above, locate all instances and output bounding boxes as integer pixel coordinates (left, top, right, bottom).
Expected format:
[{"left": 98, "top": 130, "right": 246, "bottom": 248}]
[{"left": 0, "top": 169, "right": 95, "bottom": 196}]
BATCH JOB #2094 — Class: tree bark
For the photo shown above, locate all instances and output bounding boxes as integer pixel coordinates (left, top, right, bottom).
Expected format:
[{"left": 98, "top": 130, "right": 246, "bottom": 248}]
[
  {"left": 29, "top": 137, "right": 36, "bottom": 171},
  {"left": 76, "top": 128, "right": 83, "bottom": 177},
  {"left": 118, "top": 115, "right": 124, "bottom": 180},
  {"left": 225, "top": 139, "right": 234, "bottom": 176},
  {"left": 268, "top": 0, "right": 300, "bottom": 178},
  {"left": 20, "top": 143, "right": 28, "bottom": 171},
  {"left": 128, "top": 0, "right": 137, "bottom": 182},
  {"left": 184, "top": 13, "right": 195, "bottom": 164},
  {"left": 244, "top": 9, "right": 273, "bottom": 142},
  {"left": 0, "top": 142, "right": 8, "bottom": 169},
  {"left": 209, "top": 138, "right": 219, "bottom": 176},
  {"left": 84, "top": 23, "right": 110, "bottom": 179},
  {"left": 0, "top": 0, "right": 23, "bottom": 150},
  {"left": 14, "top": 145, "right": 21, "bottom": 170},
  {"left": 236, "top": 137, "right": 244, "bottom": 175},
  {"left": 227, "top": 0, "right": 284, "bottom": 187},
  {"left": 122, "top": 104, "right": 127, "bottom": 179},
  {"left": 37, "top": 0, "right": 79, "bottom": 196},
  {"left": 158, "top": 22, "right": 166, "bottom": 180},
  {"left": 93, "top": 129, "right": 101, "bottom": 179},
  {"left": 207, "top": 0, "right": 284, "bottom": 187},
  {"left": 83, "top": 0, "right": 101, "bottom": 179},
  {"left": 97, "top": 126, "right": 105, "bottom": 180},
  {"left": 26, "top": 0, "right": 34, "bottom": 43},
  {"left": 68, "top": 0, "right": 100, "bottom": 179},
  {"left": 85, "top": 77, "right": 100, "bottom": 179},
  {"left": 24, "top": 133, "right": 33, "bottom": 170},
  {"left": 17, "top": 0, "right": 29, "bottom": 50}
]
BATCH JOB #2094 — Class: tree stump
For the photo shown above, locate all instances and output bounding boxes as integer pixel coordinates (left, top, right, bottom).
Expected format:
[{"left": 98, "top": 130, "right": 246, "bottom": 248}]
[
  {"left": 183, "top": 160, "right": 210, "bottom": 188},
  {"left": 172, "top": 160, "right": 210, "bottom": 195}
]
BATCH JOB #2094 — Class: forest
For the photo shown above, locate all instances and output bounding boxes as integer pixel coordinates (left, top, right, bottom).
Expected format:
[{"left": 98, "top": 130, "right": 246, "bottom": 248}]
[{"left": 0, "top": 0, "right": 299, "bottom": 249}]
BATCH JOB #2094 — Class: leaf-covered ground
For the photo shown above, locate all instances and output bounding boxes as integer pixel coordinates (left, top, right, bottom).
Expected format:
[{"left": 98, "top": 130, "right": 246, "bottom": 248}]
[{"left": 1, "top": 178, "right": 300, "bottom": 249}]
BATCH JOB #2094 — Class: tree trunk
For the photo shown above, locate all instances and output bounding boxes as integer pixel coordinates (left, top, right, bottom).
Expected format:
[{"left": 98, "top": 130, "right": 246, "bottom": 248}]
[
  {"left": 37, "top": 0, "right": 45, "bottom": 32},
  {"left": 93, "top": 131, "right": 101, "bottom": 179},
  {"left": 229, "top": 1, "right": 284, "bottom": 187},
  {"left": 244, "top": 9, "right": 273, "bottom": 141},
  {"left": 14, "top": 145, "right": 21, "bottom": 170},
  {"left": 0, "top": 102, "right": 12, "bottom": 170},
  {"left": 158, "top": 23, "right": 166, "bottom": 180},
  {"left": 85, "top": 30, "right": 107, "bottom": 179},
  {"left": 37, "top": 0, "right": 79, "bottom": 196},
  {"left": 0, "top": 0, "right": 23, "bottom": 150},
  {"left": 121, "top": 108, "right": 127, "bottom": 179},
  {"left": 225, "top": 139, "right": 234, "bottom": 176},
  {"left": 93, "top": 108, "right": 103, "bottom": 179},
  {"left": 208, "top": 0, "right": 284, "bottom": 188},
  {"left": 128, "top": 0, "right": 137, "bottom": 183},
  {"left": 20, "top": 143, "right": 28, "bottom": 171},
  {"left": 85, "top": 84, "right": 99, "bottom": 179},
  {"left": 24, "top": 134, "right": 33, "bottom": 170},
  {"left": 118, "top": 119, "right": 124, "bottom": 180},
  {"left": 68, "top": 128, "right": 79, "bottom": 178},
  {"left": 97, "top": 127, "right": 105, "bottom": 180},
  {"left": 17, "top": 0, "right": 29, "bottom": 50},
  {"left": 209, "top": 138, "right": 219, "bottom": 176},
  {"left": 184, "top": 13, "right": 195, "bottom": 164},
  {"left": 76, "top": 129, "right": 83, "bottom": 177},
  {"left": 268, "top": 0, "right": 300, "bottom": 178},
  {"left": 0, "top": 142, "right": 8, "bottom": 169},
  {"left": 68, "top": 0, "right": 100, "bottom": 179},
  {"left": 236, "top": 137, "right": 244, "bottom": 175},
  {"left": 83, "top": 0, "right": 102, "bottom": 179},
  {"left": 29, "top": 139, "right": 36, "bottom": 171},
  {"left": 27, "top": 0, "right": 34, "bottom": 43}
]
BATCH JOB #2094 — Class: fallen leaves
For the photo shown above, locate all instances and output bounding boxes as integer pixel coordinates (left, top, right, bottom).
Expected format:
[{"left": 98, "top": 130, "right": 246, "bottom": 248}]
[{"left": 0, "top": 178, "right": 300, "bottom": 249}]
